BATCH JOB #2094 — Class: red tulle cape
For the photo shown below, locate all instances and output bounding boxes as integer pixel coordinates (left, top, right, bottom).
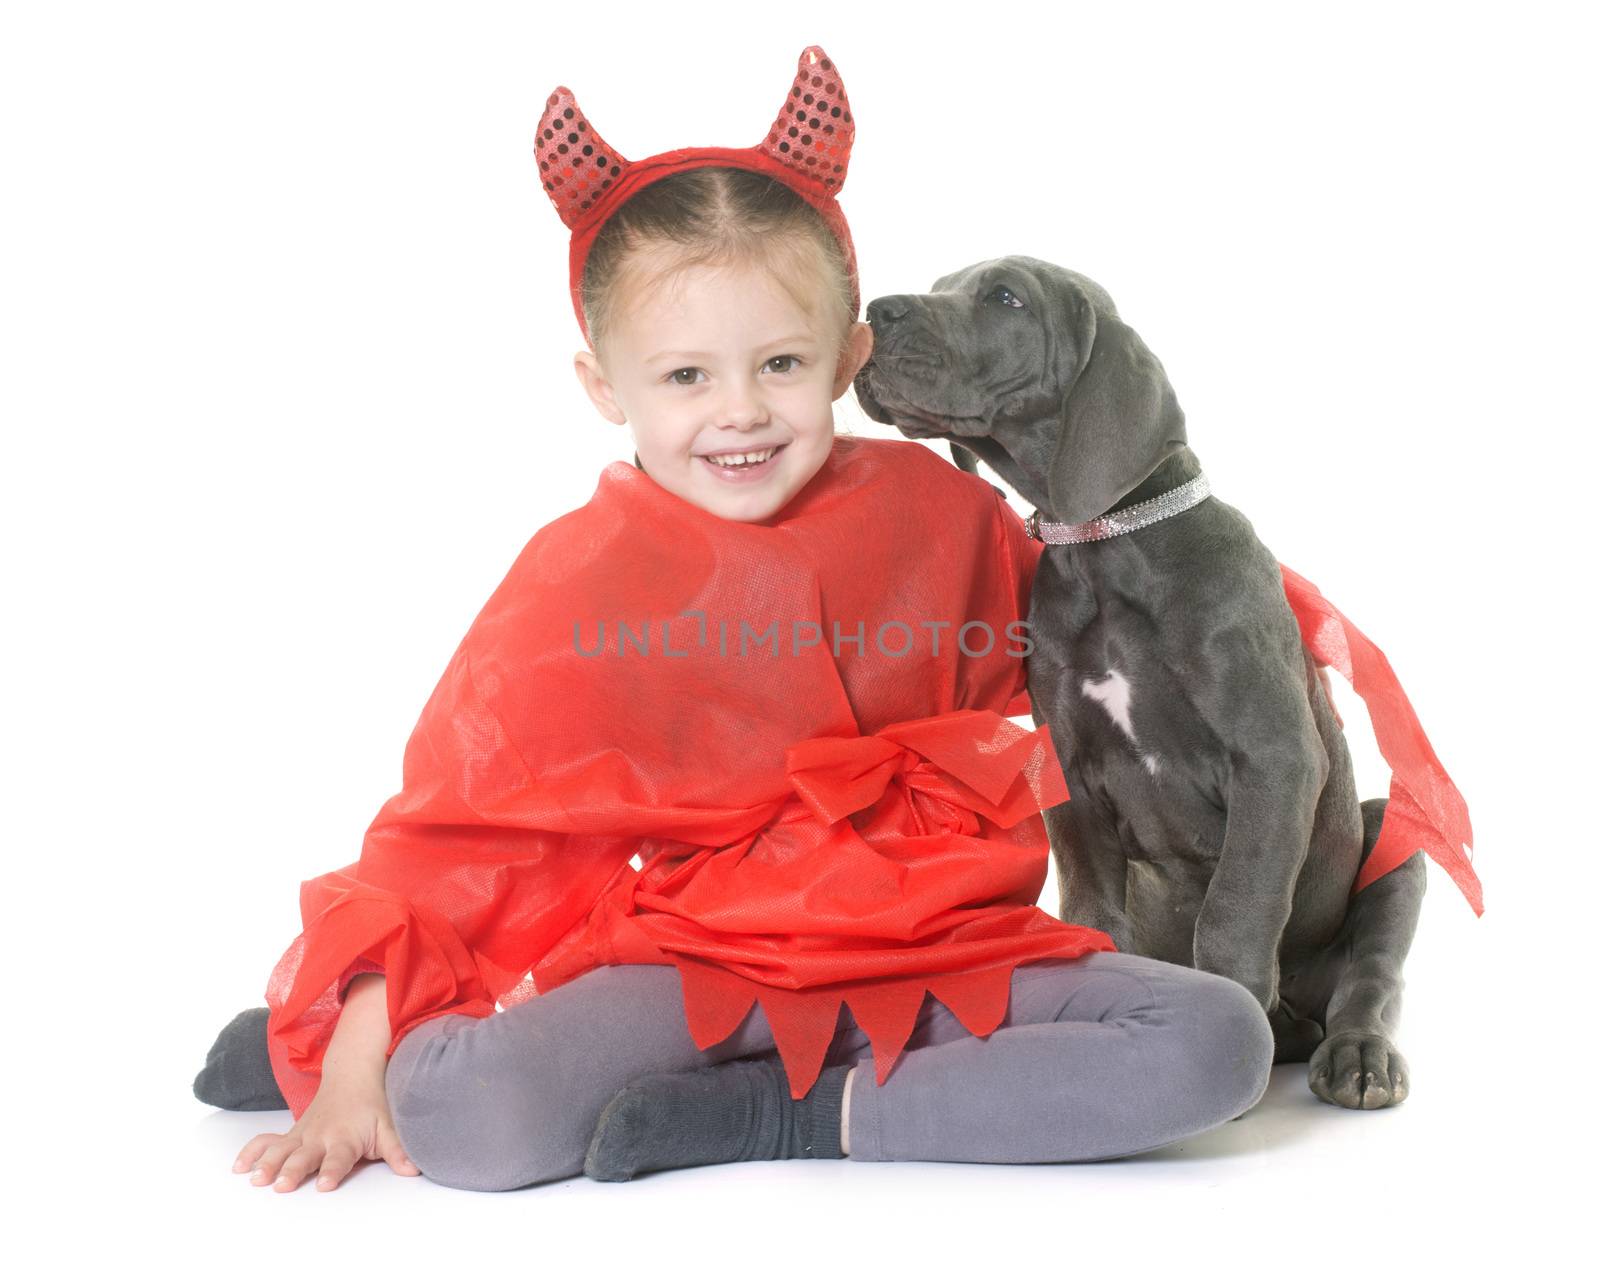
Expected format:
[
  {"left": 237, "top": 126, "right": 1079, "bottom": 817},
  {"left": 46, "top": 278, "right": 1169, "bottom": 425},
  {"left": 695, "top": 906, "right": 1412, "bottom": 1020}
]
[
  {"left": 263, "top": 437, "right": 1476, "bottom": 1115},
  {"left": 265, "top": 436, "right": 1111, "bottom": 1113}
]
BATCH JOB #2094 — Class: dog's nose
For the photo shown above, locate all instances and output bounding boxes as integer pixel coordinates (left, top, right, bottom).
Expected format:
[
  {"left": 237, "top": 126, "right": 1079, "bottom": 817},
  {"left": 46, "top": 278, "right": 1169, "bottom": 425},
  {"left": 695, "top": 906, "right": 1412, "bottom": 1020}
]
[{"left": 865, "top": 296, "right": 911, "bottom": 328}]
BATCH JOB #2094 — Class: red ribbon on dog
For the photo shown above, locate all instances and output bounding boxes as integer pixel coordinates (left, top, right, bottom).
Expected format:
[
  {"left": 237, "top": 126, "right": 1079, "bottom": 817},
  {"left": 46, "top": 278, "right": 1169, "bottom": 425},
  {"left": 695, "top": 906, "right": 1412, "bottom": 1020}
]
[{"left": 1278, "top": 564, "right": 1482, "bottom": 914}]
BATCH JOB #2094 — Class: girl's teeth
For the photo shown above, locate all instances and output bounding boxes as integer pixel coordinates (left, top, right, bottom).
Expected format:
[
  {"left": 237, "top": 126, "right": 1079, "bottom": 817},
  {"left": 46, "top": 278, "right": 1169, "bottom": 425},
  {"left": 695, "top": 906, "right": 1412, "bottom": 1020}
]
[{"left": 707, "top": 448, "right": 775, "bottom": 467}]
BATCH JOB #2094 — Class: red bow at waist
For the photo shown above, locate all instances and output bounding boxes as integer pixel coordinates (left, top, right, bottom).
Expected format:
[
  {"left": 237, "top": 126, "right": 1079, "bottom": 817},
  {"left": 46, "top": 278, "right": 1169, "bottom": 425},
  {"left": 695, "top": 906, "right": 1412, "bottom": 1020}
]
[
  {"left": 570, "top": 705, "right": 1097, "bottom": 1100},
  {"left": 783, "top": 707, "right": 1071, "bottom": 833}
]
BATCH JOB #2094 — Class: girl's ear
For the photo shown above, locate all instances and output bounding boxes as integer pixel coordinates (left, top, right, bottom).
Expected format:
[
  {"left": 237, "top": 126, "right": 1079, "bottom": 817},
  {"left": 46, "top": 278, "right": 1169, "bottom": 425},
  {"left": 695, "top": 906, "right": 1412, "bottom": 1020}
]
[
  {"left": 832, "top": 321, "right": 874, "bottom": 400},
  {"left": 574, "top": 350, "right": 628, "bottom": 426}
]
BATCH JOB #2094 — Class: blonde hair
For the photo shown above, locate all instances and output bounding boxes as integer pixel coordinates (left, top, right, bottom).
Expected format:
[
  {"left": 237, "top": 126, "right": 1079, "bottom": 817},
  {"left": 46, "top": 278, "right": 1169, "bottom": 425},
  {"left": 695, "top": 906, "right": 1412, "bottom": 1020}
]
[{"left": 581, "top": 167, "right": 853, "bottom": 367}]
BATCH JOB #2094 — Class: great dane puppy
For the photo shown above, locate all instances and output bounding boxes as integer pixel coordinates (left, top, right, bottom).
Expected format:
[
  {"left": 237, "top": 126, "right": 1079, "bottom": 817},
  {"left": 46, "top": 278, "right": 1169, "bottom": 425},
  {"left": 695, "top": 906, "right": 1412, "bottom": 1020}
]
[{"left": 853, "top": 256, "right": 1427, "bottom": 1110}]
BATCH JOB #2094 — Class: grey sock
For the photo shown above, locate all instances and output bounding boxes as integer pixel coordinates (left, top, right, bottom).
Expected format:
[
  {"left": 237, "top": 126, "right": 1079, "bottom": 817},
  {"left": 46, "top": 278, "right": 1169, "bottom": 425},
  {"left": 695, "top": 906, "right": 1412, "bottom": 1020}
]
[
  {"left": 584, "top": 1056, "right": 848, "bottom": 1182},
  {"left": 192, "top": 1007, "right": 289, "bottom": 1111}
]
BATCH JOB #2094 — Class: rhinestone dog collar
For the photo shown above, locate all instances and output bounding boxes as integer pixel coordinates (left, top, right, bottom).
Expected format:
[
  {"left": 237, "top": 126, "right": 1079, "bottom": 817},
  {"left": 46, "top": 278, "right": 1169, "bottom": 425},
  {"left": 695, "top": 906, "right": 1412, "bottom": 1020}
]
[{"left": 1025, "top": 472, "right": 1213, "bottom": 544}]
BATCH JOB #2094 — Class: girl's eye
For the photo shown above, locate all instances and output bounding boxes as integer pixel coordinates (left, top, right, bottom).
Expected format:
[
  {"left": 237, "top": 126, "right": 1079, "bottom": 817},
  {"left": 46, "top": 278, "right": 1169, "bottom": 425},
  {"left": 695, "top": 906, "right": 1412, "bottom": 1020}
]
[
  {"left": 986, "top": 284, "right": 1024, "bottom": 309},
  {"left": 666, "top": 357, "right": 800, "bottom": 385}
]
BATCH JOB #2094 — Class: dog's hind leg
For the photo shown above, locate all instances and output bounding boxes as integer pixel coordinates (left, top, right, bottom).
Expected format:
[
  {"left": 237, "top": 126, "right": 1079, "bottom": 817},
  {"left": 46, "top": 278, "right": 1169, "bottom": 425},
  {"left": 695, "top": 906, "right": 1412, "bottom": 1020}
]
[{"left": 1306, "top": 797, "right": 1427, "bottom": 1110}]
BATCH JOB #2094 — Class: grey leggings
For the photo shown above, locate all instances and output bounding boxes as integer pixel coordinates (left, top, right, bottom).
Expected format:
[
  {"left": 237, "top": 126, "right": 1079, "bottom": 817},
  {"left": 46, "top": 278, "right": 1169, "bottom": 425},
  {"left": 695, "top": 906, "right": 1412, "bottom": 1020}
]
[{"left": 384, "top": 950, "right": 1273, "bottom": 1191}]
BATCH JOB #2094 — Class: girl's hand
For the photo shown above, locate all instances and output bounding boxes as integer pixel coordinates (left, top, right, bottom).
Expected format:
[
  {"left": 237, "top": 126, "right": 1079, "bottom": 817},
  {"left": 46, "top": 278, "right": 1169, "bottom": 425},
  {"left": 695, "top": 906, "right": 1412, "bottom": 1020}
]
[{"left": 232, "top": 1067, "right": 420, "bottom": 1193}]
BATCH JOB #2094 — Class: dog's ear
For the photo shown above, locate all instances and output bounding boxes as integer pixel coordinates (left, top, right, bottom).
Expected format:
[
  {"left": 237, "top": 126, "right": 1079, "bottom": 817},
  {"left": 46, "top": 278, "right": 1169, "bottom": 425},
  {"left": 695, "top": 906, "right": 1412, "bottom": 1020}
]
[
  {"left": 948, "top": 441, "right": 980, "bottom": 476},
  {"left": 1046, "top": 308, "right": 1186, "bottom": 523},
  {"left": 944, "top": 441, "right": 1007, "bottom": 498}
]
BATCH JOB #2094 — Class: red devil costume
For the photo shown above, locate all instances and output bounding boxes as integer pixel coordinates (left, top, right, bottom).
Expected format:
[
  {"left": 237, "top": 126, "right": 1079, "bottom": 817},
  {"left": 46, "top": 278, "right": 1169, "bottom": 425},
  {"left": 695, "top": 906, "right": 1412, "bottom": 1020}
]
[
  {"left": 263, "top": 45, "right": 1480, "bottom": 1118},
  {"left": 265, "top": 432, "right": 1114, "bottom": 1115}
]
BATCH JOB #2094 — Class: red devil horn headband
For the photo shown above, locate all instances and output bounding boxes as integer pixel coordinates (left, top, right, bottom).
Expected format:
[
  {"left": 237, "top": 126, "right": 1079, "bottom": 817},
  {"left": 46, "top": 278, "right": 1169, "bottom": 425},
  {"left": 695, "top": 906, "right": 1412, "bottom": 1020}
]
[{"left": 535, "top": 44, "right": 861, "bottom": 349}]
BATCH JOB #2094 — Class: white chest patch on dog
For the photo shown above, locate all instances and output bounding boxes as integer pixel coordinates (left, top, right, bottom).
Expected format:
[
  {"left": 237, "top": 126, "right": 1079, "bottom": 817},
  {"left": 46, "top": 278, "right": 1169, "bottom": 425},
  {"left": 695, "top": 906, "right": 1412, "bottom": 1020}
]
[
  {"left": 1142, "top": 753, "right": 1162, "bottom": 777},
  {"left": 1081, "top": 670, "right": 1137, "bottom": 741}
]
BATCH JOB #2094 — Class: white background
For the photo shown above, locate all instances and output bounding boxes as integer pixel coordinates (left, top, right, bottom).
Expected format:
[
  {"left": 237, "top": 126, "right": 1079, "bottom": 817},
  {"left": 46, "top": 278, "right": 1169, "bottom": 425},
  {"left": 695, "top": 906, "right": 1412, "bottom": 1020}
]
[{"left": 4, "top": 1, "right": 1594, "bottom": 1262}]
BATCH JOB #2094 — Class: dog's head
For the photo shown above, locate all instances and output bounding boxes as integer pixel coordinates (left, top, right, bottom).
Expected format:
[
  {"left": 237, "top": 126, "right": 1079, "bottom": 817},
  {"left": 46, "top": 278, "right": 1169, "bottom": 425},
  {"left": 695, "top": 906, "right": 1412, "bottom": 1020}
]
[{"left": 854, "top": 255, "right": 1187, "bottom": 522}]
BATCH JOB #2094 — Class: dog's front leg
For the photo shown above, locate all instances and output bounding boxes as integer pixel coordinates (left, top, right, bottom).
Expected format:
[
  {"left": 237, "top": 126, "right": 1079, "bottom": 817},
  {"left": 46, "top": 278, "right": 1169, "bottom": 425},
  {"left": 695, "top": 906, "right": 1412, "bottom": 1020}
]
[
  {"left": 1044, "top": 796, "right": 1134, "bottom": 949},
  {"left": 1192, "top": 762, "right": 1324, "bottom": 1013}
]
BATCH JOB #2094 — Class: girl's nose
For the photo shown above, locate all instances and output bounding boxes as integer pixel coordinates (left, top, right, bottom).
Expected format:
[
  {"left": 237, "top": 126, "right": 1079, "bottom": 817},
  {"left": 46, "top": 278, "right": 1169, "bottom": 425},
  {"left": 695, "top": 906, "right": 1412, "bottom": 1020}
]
[{"left": 717, "top": 378, "right": 770, "bottom": 427}]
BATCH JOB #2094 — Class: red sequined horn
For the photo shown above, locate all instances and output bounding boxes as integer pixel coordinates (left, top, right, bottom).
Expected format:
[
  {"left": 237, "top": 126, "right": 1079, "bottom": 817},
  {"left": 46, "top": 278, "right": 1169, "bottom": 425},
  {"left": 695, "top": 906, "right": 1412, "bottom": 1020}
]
[
  {"left": 756, "top": 45, "right": 856, "bottom": 196},
  {"left": 536, "top": 45, "right": 855, "bottom": 231},
  {"left": 535, "top": 86, "right": 631, "bottom": 230},
  {"left": 538, "top": 45, "right": 861, "bottom": 347}
]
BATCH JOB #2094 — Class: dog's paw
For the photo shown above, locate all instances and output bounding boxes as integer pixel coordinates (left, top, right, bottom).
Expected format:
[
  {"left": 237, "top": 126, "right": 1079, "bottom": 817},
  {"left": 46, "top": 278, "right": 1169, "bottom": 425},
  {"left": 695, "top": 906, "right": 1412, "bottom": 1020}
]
[{"left": 1308, "top": 1032, "right": 1409, "bottom": 1109}]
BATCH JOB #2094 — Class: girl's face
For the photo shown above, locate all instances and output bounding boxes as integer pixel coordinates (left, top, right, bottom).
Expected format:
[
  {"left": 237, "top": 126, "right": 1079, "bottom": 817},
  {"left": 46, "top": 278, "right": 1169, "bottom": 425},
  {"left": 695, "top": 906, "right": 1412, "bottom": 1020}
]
[{"left": 574, "top": 253, "right": 874, "bottom": 524}]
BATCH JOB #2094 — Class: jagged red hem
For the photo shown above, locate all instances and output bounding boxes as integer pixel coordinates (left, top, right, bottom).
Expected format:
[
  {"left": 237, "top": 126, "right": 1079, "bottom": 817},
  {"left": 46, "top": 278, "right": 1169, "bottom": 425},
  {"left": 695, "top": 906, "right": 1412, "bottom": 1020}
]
[{"left": 666, "top": 934, "right": 1117, "bottom": 1099}]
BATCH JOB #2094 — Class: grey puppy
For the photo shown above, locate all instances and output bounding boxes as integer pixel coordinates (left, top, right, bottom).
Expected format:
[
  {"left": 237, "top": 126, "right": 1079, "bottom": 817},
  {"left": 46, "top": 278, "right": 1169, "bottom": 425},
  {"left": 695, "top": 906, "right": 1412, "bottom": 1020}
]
[{"left": 853, "top": 256, "right": 1427, "bottom": 1111}]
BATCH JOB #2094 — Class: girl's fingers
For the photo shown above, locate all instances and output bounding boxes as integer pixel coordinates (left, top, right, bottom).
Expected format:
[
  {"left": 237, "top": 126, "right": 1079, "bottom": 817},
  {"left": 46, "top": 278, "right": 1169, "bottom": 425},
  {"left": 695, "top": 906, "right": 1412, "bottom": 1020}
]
[
  {"left": 315, "top": 1144, "right": 361, "bottom": 1192},
  {"left": 233, "top": 1133, "right": 279, "bottom": 1173},
  {"left": 248, "top": 1136, "right": 300, "bottom": 1185},
  {"left": 272, "top": 1143, "right": 326, "bottom": 1193},
  {"left": 239, "top": 1108, "right": 411, "bottom": 1192},
  {"left": 377, "top": 1125, "right": 420, "bottom": 1177}
]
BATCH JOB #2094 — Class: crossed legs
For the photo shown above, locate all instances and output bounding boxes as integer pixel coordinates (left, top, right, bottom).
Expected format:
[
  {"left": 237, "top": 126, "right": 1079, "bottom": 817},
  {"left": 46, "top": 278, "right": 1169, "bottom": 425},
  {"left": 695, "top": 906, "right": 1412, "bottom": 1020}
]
[{"left": 382, "top": 950, "right": 1272, "bottom": 1191}]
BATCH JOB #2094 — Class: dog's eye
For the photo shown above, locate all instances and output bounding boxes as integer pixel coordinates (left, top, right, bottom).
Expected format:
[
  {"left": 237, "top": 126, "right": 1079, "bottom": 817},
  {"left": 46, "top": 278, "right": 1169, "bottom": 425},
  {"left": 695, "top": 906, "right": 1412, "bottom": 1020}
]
[{"left": 986, "top": 284, "right": 1025, "bottom": 309}]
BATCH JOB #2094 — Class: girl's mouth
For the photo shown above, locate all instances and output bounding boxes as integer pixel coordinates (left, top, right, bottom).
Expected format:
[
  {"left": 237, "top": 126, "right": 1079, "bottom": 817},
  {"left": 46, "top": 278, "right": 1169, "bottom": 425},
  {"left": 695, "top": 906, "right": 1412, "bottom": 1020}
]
[{"left": 699, "top": 443, "right": 788, "bottom": 481}]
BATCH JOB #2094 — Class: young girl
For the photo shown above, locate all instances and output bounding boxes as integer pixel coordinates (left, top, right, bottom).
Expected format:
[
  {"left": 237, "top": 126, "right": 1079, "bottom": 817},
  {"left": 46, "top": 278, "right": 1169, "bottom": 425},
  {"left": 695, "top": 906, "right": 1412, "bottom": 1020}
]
[{"left": 197, "top": 45, "right": 1273, "bottom": 1193}]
